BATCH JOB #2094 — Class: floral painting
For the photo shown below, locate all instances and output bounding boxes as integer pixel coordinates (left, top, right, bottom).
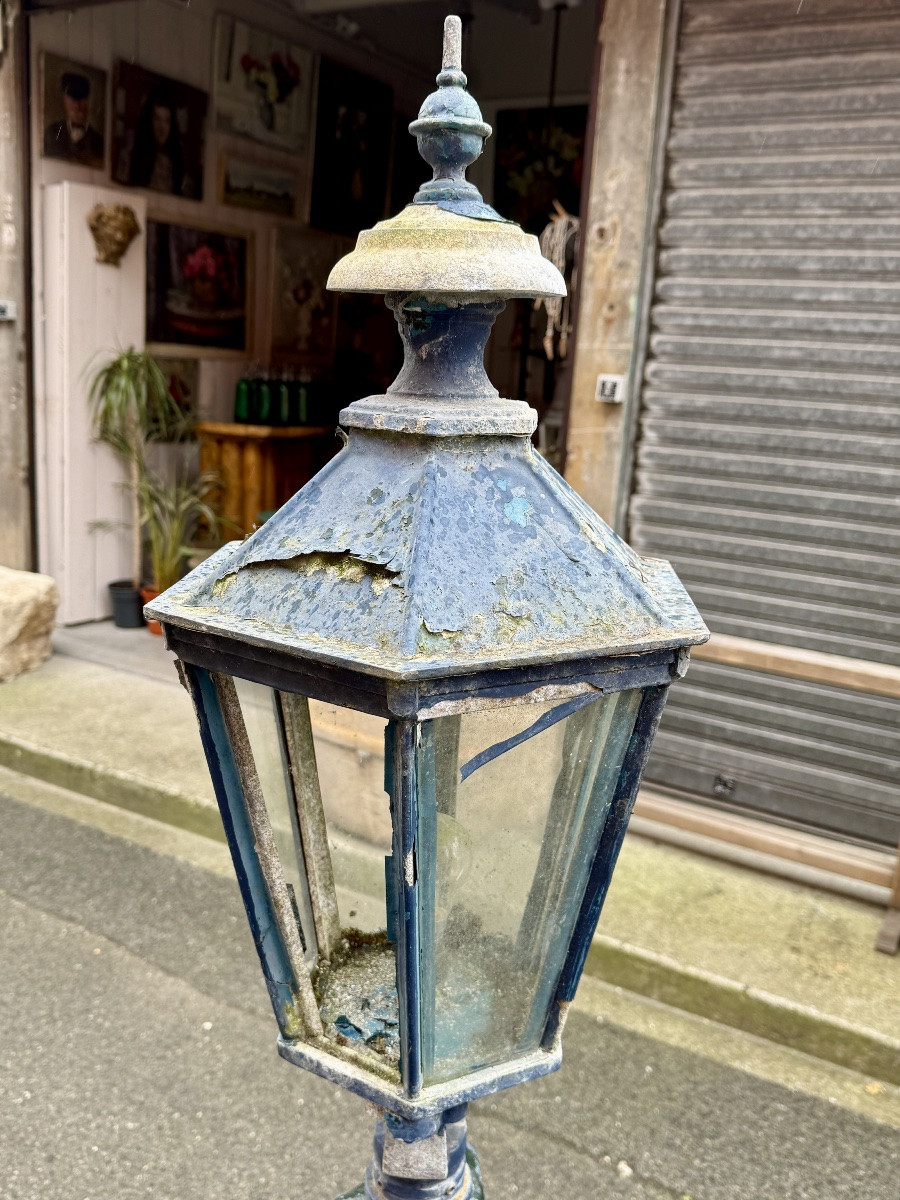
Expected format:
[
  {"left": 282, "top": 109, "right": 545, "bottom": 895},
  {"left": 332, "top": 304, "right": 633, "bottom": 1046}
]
[
  {"left": 270, "top": 228, "right": 349, "bottom": 366},
  {"left": 213, "top": 15, "right": 316, "bottom": 155},
  {"left": 146, "top": 221, "right": 249, "bottom": 352}
]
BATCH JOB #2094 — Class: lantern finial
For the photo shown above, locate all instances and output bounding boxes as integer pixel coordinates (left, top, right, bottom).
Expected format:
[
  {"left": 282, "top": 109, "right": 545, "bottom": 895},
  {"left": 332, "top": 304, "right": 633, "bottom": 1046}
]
[{"left": 408, "top": 14, "right": 492, "bottom": 210}]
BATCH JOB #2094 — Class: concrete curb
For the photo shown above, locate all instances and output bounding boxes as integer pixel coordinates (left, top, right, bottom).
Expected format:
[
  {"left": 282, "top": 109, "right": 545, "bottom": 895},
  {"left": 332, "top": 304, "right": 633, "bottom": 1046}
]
[
  {"left": 2, "top": 727, "right": 897, "bottom": 1088},
  {"left": 587, "top": 937, "right": 900, "bottom": 1087},
  {"left": 0, "top": 731, "right": 223, "bottom": 843}
]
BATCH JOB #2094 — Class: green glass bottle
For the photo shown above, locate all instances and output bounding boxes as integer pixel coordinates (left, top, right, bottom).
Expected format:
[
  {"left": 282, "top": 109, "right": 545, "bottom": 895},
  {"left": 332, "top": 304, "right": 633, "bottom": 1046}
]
[
  {"left": 277, "top": 369, "right": 291, "bottom": 426},
  {"left": 256, "top": 370, "right": 273, "bottom": 425},
  {"left": 234, "top": 368, "right": 250, "bottom": 423}
]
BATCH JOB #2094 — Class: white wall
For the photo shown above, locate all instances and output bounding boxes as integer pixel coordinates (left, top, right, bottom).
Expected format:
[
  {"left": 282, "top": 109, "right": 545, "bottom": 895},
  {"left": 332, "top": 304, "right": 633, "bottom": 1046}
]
[{"left": 40, "top": 182, "right": 147, "bottom": 623}]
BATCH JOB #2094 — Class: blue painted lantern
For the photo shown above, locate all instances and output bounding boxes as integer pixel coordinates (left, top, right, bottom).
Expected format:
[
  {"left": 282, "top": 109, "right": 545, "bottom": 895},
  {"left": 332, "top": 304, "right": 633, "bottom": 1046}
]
[{"left": 146, "top": 17, "right": 707, "bottom": 1199}]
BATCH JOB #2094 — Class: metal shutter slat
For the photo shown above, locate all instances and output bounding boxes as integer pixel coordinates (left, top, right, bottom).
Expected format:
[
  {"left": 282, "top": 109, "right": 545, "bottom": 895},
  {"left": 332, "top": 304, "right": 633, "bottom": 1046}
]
[{"left": 630, "top": 0, "right": 900, "bottom": 844}]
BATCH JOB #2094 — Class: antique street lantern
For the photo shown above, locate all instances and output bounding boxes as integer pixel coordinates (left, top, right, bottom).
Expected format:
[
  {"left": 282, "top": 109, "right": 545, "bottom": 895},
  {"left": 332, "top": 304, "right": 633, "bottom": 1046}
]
[{"left": 146, "top": 17, "right": 707, "bottom": 1198}]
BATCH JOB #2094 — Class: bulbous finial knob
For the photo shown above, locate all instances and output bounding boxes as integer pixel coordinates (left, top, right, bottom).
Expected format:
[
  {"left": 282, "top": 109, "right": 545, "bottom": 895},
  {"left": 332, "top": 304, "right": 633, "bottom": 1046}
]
[{"left": 409, "top": 15, "right": 494, "bottom": 214}]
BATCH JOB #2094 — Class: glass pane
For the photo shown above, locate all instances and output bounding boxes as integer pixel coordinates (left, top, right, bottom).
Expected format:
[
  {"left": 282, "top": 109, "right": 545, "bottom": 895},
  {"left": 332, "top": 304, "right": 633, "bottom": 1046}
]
[
  {"left": 234, "top": 682, "right": 400, "bottom": 1073},
  {"left": 307, "top": 702, "right": 400, "bottom": 1071},
  {"left": 310, "top": 701, "right": 391, "bottom": 934},
  {"left": 234, "top": 677, "right": 318, "bottom": 967},
  {"left": 417, "top": 689, "right": 642, "bottom": 1084}
]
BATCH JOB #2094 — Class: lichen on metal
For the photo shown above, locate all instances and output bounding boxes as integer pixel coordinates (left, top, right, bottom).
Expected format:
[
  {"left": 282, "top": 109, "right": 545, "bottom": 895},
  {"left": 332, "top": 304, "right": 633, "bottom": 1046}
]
[
  {"left": 325, "top": 15, "right": 563, "bottom": 296},
  {"left": 326, "top": 206, "right": 565, "bottom": 298}
]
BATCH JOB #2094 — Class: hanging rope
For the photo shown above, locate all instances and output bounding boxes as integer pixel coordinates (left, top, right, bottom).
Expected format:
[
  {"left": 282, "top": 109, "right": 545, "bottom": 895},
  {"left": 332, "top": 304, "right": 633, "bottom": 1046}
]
[{"left": 536, "top": 201, "right": 579, "bottom": 360}]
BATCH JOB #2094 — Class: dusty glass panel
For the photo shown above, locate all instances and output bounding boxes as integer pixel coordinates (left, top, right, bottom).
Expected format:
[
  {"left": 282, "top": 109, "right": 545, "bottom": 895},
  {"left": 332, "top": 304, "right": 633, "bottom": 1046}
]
[
  {"left": 417, "top": 689, "right": 642, "bottom": 1084},
  {"left": 307, "top": 700, "right": 396, "bottom": 1070},
  {"left": 308, "top": 701, "right": 391, "bottom": 934},
  {"left": 235, "top": 683, "right": 399, "bottom": 1074},
  {"left": 233, "top": 677, "right": 318, "bottom": 967}
]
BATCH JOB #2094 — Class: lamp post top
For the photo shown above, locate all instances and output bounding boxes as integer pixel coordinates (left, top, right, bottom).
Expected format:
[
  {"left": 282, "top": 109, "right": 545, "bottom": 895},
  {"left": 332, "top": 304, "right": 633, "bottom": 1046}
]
[
  {"left": 327, "top": 16, "right": 566, "bottom": 299},
  {"left": 145, "top": 14, "right": 707, "bottom": 690}
]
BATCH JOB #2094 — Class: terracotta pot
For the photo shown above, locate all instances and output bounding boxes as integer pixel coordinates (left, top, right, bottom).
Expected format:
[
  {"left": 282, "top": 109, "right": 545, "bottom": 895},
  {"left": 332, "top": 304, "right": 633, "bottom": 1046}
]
[{"left": 140, "top": 586, "right": 162, "bottom": 636}]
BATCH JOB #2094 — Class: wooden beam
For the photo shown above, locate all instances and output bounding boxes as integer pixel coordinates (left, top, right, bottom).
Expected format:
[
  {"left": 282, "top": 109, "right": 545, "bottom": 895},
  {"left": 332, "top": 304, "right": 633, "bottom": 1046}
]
[
  {"left": 692, "top": 634, "right": 900, "bottom": 700},
  {"left": 634, "top": 790, "right": 895, "bottom": 890}
]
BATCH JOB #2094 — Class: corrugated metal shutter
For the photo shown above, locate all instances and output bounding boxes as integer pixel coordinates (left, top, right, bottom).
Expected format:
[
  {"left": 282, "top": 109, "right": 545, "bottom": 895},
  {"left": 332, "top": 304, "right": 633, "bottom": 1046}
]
[{"left": 629, "top": 0, "right": 900, "bottom": 846}]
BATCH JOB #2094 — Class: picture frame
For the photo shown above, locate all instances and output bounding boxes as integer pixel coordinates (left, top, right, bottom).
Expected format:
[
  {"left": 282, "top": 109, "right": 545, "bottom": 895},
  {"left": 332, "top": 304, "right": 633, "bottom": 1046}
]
[
  {"left": 492, "top": 104, "right": 588, "bottom": 234},
  {"left": 309, "top": 58, "right": 393, "bottom": 236},
  {"left": 218, "top": 153, "right": 301, "bottom": 219},
  {"left": 152, "top": 356, "right": 200, "bottom": 430},
  {"left": 146, "top": 219, "right": 251, "bottom": 355},
  {"left": 112, "top": 61, "right": 208, "bottom": 201},
  {"left": 41, "top": 52, "right": 107, "bottom": 169},
  {"left": 213, "top": 15, "right": 316, "bottom": 155},
  {"left": 270, "top": 227, "right": 350, "bottom": 366}
]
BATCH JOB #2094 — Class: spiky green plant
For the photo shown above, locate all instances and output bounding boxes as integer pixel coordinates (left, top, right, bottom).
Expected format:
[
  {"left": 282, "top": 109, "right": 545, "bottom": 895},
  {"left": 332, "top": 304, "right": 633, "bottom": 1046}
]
[
  {"left": 87, "top": 348, "right": 188, "bottom": 588},
  {"left": 136, "top": 469, "right": 222, "bottom": 593}
]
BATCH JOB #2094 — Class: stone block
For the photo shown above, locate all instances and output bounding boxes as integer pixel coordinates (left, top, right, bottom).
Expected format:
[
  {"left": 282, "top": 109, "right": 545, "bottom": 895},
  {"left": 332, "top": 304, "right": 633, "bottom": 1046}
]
[{"left": 0, "top": 567, "right": 59, "bottom": 683}]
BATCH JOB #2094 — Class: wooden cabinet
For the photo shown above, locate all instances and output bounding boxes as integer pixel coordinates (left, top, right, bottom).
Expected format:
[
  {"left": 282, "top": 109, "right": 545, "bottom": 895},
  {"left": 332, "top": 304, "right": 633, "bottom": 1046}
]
[{"left": 196, "top": 422, "right": 336, "bottom": 538}]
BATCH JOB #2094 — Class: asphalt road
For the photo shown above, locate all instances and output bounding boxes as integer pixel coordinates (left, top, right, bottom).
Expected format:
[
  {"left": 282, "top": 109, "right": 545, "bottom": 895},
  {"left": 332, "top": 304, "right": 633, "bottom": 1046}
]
[{"left": 0, "top": 791, "right": 896, "bottom": 1200}]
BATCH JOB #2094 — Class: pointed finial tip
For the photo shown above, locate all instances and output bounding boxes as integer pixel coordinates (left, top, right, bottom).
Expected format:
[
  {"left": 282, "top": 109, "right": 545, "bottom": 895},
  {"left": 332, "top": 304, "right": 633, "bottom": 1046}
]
[{"left": 442, "top": 15, "right": 462, "bottom": 73}]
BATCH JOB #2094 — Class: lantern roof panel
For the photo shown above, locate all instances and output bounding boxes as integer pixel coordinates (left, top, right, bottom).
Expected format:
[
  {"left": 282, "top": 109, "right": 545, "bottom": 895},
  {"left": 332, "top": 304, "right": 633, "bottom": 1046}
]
[{"left": 146, "top": 428, "right": 707, "bottom": 681}]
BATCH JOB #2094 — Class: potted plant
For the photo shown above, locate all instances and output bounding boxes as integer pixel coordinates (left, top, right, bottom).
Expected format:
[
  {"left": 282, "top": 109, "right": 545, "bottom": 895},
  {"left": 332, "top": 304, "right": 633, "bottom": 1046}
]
[
  {"left": 87, "top": 348, "right": 187, "bottom": 626},
  {"left": 136, "top": 468, "right": 222, "bottom": 635}
]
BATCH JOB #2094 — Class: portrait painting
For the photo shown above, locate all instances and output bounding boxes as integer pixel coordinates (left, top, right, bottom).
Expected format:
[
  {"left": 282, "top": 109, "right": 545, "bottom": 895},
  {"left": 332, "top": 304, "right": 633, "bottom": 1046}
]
[
  {"left": 146, "top": 220, "right": 249, "bottom": 352},
  {"left": 309, "top": 59, "right": 393, "bottom": 237},
  {"left": 219, "top": 154, "right": 301, "bottom": 219},
  {"left": 41, "top": 53, "right": 106, "bottom": 168},
  {"left": 493, "top": 105, "right": 587, "bottom": 234},
  {"left": 112, "top": 61, "right": 208, "bottom": 200},
  {"left": 270, "top": 228, "right": 349, "bottom": 365},
  {"left": 213, "top": 15, "right": 316, "bottom": 155}
]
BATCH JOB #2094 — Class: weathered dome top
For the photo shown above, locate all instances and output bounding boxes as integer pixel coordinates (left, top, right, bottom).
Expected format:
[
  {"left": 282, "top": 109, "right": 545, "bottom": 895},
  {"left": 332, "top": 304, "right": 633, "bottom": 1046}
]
[{"left": 326, "top": 15, "right": 565, "bottom": 300}]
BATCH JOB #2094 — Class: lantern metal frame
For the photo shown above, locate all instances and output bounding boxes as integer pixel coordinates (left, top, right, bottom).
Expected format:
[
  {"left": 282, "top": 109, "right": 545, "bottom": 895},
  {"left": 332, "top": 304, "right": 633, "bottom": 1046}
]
[
  {"left": 146, "top": 15, "right": 708, "bottom": 1195},
  {"left": 175, "top": 639, "right": 682, "bottom": 1121}
]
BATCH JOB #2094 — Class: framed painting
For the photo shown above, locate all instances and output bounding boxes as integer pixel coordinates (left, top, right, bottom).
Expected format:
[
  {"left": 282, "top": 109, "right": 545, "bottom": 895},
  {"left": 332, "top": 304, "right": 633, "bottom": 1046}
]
[
  {"left": 219, "top": 153, "right": 301, "bottom": 218},
  {"left": 146, "top": 220, "right": 250, "bottom": 353},
  {"left": 213, "top": 15, "right": 316, "bottom": 155},
  {"left": 270, "top": 227, "right": 349, "bottom": 366},
  {"left": 41, "top": 53, "right": 106, "bottom": 168},
  {"left": 309, "top": 59, "right": 393, "bottom": 236},
  {"left": 112, "top": 61, "right": 208, "bottom": 200},
  {"left": 493, "top": 105, "right": 588, "bottom": 234},
  {"left": 153, "top": 356, "right": 200, "bottom": 431}
]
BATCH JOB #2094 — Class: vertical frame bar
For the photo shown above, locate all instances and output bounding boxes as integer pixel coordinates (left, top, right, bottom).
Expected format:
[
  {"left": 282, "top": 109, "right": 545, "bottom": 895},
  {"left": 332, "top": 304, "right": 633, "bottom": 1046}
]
[
  {"left": 544, "top": 684, "right": 670, "bottom": 1043},
  {"left": 184, "top": 665, "right": 322, "bottom": 1039},
  {"left": 391, "top": 718, "right": 423, "bottom": 1097},
  {"left": 277, "top": 691, "right": 342, "bottom": 962},
  {"left": 416, "top": 722, "right": 438, "bottom": 1080}
]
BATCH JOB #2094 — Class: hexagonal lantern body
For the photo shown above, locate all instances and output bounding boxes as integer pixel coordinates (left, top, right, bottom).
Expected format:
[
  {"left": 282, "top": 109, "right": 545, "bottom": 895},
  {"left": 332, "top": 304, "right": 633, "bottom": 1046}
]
[{"left": 146, "top": 18, "right": 707, "bottom": 1198}]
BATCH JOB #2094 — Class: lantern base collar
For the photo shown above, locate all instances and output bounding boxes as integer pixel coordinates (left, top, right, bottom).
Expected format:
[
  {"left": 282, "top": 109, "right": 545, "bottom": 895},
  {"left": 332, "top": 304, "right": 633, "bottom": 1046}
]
[
  {"left": 277, "top": 1033, "right": 562, "bottom": 1121},
  {"left": 338, "top": 1108, "right": 484, "bottom": 1200},
  {"left": 336, "top": 1150, "right": 484, "bottom": 1200}
]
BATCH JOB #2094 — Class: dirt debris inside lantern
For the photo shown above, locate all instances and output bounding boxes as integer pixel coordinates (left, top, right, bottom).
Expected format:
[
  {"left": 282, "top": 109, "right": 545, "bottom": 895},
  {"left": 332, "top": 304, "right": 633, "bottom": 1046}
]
[{"left": 315, "top": 929, "right": 401, "bottom": 1067}]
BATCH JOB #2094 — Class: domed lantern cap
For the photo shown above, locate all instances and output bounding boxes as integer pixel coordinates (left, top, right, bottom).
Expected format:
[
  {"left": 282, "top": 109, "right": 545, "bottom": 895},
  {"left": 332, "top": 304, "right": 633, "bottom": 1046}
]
[{"left": 326, "top": 17, "right": 566, "bottom": 300}]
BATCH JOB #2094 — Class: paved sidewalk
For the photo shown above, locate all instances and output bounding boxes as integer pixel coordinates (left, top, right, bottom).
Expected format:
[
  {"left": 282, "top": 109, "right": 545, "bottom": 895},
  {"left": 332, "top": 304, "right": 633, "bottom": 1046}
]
[
  {"left": 0, "top": 624, "right": 896, "bottom": 1090},
  {"left": 1, "top": 788, "right": 898, "bottom": 1200}
]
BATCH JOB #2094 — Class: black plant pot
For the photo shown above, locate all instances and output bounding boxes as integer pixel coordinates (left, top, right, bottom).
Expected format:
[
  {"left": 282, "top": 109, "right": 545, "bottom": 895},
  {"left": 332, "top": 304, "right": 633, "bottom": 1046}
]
[{"left": 108, "top": 580, "right": 145, "bottom": 628}]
